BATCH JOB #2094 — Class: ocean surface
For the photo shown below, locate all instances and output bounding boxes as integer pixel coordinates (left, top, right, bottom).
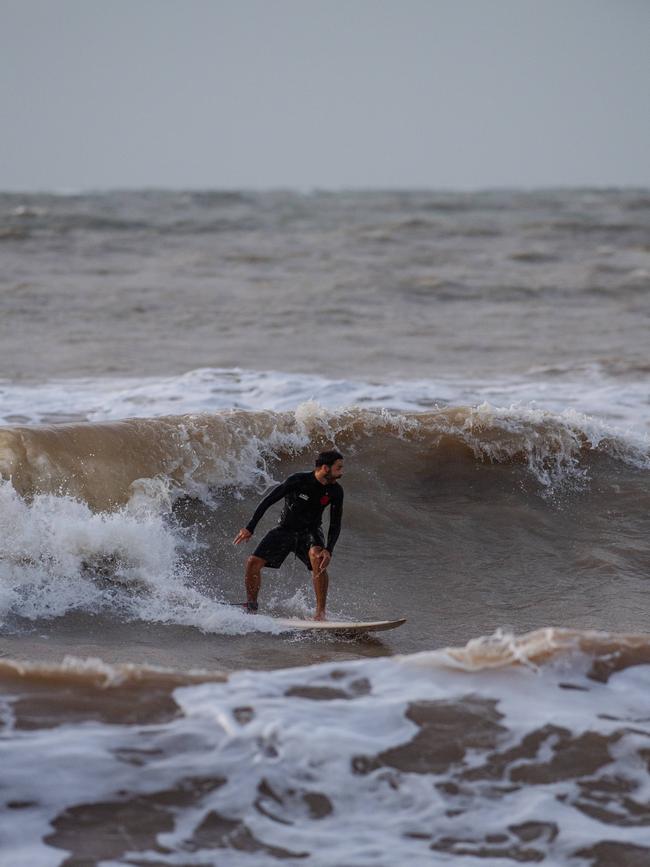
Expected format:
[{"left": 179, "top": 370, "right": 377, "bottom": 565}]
[{"left": 0, "top": 188, "right": 649, "bottom": 865}]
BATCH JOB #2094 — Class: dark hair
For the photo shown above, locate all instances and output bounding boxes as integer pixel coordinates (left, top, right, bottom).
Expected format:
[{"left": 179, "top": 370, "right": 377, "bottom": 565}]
[{"left": 315, "top": 449, "right": 343, "bottom": 468}]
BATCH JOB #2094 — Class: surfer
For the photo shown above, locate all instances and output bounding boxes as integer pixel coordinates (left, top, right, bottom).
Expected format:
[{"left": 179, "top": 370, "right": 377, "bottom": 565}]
[{"left": 233, "top": 450, "right": 344, "bottom": 620}]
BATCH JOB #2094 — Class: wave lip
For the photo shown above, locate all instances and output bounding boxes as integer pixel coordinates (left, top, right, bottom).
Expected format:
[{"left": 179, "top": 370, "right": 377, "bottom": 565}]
[
  {"left": 437, "top": 626, "right": 650, "bottom": 679},
  {"left": 0, "top": 654, "right": 226, "bottom": 689},
  {"left": 1, "top": 403, "right": 647, "bottom": 509}
]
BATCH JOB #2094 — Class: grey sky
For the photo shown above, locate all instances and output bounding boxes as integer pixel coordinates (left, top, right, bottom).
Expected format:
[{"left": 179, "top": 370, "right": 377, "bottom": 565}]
[{"left": 1, "top": 0, "right": 648, "bottom": 191}]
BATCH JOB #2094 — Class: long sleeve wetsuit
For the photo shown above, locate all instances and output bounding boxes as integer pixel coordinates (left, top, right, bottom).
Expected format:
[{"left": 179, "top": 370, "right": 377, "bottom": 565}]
[{"left": 245, "top": 471, "right": 344, "bottom": 553}]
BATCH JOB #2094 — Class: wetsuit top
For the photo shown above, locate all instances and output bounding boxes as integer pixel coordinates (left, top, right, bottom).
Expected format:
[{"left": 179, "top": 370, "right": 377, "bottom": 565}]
[{"left": 245, "top": 471, "right": 344, "bottom": 553}]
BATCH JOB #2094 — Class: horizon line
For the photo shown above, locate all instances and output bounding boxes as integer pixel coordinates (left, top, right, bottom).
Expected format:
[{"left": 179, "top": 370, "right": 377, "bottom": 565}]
[{"left": 2, "top": 183, "right": 649, "bottom": 196}]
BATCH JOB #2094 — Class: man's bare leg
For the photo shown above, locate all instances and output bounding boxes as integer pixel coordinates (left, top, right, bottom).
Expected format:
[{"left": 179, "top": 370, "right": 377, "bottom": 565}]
[
  {"left": 245, "top": 555, "right": 265, "bottom": 610},
  {"left": 309, "top": 546, "right": 328, "bottom": 620}
]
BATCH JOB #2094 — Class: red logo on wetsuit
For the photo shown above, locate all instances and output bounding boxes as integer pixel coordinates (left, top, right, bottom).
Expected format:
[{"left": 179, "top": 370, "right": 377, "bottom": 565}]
[{"left": 320, "top": 495, "right": 330, "bottom": 505}]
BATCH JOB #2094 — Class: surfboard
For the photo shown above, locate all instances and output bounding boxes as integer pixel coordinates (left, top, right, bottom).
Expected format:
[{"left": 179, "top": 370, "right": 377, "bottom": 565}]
[{"left": 272, "top": 617, "right": 406, "bottom": 635}]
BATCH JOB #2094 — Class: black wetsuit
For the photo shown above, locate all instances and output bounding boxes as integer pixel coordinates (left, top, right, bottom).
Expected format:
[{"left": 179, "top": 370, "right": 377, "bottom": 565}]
[{"left": 246, "top": 471, "right": 344, "bottom": 571}]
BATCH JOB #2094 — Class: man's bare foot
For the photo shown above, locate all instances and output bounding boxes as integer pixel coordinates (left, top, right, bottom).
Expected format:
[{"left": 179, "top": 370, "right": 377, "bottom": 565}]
[{"left": 313, "top": 611, "right": 327, "bottom": 621}]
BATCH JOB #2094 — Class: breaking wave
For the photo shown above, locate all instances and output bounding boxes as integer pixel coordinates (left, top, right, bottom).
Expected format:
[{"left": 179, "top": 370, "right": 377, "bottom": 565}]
[{"left": 1, "top": 403, "right": 647, "bottom": 509}]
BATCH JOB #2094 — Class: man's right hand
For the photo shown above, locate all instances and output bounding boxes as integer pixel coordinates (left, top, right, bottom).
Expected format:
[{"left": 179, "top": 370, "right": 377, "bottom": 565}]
[{"left": 233, "top": 528, "right": 252, "bottom": 545}]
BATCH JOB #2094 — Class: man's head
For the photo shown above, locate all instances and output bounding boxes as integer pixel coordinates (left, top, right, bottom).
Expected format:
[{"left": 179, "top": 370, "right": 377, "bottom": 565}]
[{"left": 315, "top": 449, "right": 344, "bottom": 482}]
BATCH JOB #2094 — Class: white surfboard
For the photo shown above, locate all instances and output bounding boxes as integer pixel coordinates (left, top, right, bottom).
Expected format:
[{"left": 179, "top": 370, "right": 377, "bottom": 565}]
[{"left": 272, "top": 617, "right": 406, "bottom": 635}]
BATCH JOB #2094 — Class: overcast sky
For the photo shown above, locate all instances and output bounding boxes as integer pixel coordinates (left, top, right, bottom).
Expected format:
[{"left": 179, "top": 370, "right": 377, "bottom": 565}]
[{"left": 1, "top": 0, "right": 648, "bottom": 191}]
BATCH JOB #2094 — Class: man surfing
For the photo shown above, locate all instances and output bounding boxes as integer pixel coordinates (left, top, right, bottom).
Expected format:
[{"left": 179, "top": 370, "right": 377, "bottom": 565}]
[{"left": 233, "top": 450, "right": 344, "bottom": 620}]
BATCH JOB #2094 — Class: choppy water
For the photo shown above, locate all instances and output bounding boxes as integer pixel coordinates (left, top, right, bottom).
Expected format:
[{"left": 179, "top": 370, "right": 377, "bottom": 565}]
[
  {"left": 2, "top": 188, "right": 650, "bottom": 381},
  {"left": 0, "top": 189, "right": 649, "bottom": 865}
]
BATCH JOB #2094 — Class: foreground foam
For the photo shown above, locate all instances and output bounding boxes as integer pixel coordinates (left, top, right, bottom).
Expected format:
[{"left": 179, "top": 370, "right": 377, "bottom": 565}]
[{"left": 1, "top": 629, "right": 650, "bottom": 866}]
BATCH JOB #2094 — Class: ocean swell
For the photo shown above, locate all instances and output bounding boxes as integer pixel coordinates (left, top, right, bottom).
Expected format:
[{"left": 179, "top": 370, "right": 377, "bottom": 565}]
[{"left": 1, "top": 403, "right": 647, "bottom": 509}]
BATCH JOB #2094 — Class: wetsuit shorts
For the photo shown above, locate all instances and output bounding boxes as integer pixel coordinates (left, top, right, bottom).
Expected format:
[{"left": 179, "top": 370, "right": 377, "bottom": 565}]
[{"left": 252, "top": 527, "right": 326, "bottom": 572}]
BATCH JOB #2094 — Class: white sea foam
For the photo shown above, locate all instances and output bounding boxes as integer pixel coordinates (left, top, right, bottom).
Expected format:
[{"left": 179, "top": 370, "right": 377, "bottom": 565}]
[
  {"left": 450, "top": 402, "right": 650, "bottom": 479},
  {"left": 1, "top": 364, "right": 649, "bottom": 432},
  {"left": 0, "top": 478, "right": 287, "bottom": 635},
  {"left": 1, "top": 644, "right": 649, "bottom": 865}
]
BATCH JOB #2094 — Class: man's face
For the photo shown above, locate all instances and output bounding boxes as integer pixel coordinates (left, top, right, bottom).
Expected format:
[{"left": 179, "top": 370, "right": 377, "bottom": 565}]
[{"left": 325, "top": 459, "right": 344, "bottom": 482}]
